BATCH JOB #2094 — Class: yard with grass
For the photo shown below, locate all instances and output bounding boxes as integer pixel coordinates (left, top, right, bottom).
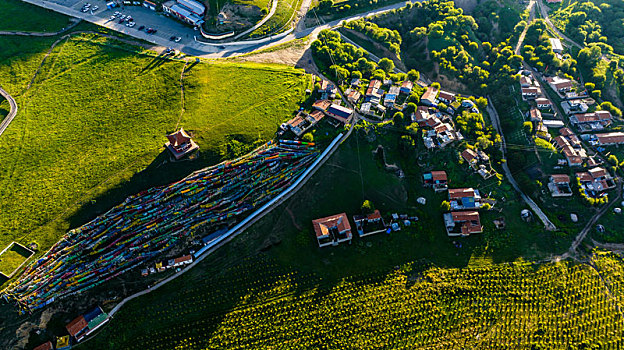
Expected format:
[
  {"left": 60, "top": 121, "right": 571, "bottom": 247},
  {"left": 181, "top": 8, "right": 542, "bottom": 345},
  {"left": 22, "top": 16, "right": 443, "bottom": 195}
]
[
  {"left": 0, "top": 33, "right": 312, "bottom": 276},
  {"left": 0, "top": 0, "right": 71, "bottom": 32}
]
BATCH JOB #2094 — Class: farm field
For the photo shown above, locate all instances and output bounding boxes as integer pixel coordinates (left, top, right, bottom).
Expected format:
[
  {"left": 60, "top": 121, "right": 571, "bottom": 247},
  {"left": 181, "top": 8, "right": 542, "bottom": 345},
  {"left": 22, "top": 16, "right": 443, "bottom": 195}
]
[
  {"left": 0, "top": 0, "right": 71, "bottom": 32},
  {"left": 84, "top": 249, "right": 624, "bottom": 349},
  {"left": 0, "top": 33, "right": 312, "bottom": 274}
]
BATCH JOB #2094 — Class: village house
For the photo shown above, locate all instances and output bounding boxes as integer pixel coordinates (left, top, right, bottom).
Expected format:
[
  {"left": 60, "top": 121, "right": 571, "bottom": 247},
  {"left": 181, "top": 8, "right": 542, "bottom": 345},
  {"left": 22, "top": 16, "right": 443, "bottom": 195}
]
[
  {"left": 165, "top": 128, "right": 199, "bottom": 160},
  {"left": 569, "top": 110, "right": 612, "bottom": 131},
  {"left": 33, "top": 342, "right": 53, "bottom": 350},
  {"left": 173, "top": 254, "right": 193, "bottom": 266},
  {"left": 421, "top": 86, "right": 439, "bottom": 106},
  {"left": 365, "top": 83, "right": 384, "bottom": 105},
  {"left": 443, "top": 211, "right": 483, "bottom": 236},
  {"left": 312, "top": 213, "right": 352, "bottom": 247},
  {"left": 353, "top": 210, "right": 386, "bottom": 237},
  {"left": 435, "top": 123, "right": 463, "bottom": 147},
  {"left": 520, "top": 75, "right": 532, "bottom": 88},
  {"left": 546, "top": 76, "right": 574, "bottom": 94},
  {"left": 553, "top": 133, "right": 586, "bottom": 167},
  {"left": 384, "top": 93, "right": 397, "bottom": 108},
  {"left": 423, "top": 170, "right": 448, "bottom": 192},
  {"left": 325, "top": 104, "right": 353, "bottom": 124},
  {"left": 549, "top": 38, "right": 564, "bottom": 54},
  {"left": 448, "top": 100, "right": 462, "bottom": 115},
  {"left": 521, "top": 87, "right": 539, "bottom": 100},
  {"left": 163, "top": 0, "right": 206, "bottom": 26},
  {"left": 576, "top": 167, "right": 616, "bottom": 197},
  {"left": 535, "top": 97, "right": 552, "bottom": 110},
  {"left": 344, "top": 88, "right": 361, "bottom": 104},
  {"left": 529, "top": 108, "right": 542, "bottom": 123},
  {"left": 312, "top": 99, "right": 332, "bottom": 112},
  {"left": 319, "top": 80, "right": 338, "bottom": 99},
  {"left": 350, "top": 78, "right": 361, "bottom": 88},
  {"left": 461, "top": 148, "right": 479, "bottom": 168},
  {"left": 548, "top": 174, "right": 573, "bottom": 197},
  {"left": 66, "top": 315, "right": 89, "bottom": 342},
  {"left": 448, "top": 188, "right": 481, "bottom": 210},
  {"left": 400, "top": 80, "right": 413, "bottom": 95},
  {"left": 437, "top": 90, "right": 456, "bottom": 104},
  {"left": 596, "top": 132, "right": 624, "bottom": 146}
]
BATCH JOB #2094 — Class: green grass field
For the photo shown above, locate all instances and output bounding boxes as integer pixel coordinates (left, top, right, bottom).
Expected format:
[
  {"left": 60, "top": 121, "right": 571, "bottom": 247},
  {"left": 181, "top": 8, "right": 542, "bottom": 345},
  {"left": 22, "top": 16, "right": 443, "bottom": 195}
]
[
  {"left": 0, "top": 244, "right": 32, "bottom": 276},
  {"left": 0, "top": 33, "right": 312, "bottom": 268},
  {"left": 0, "top": 0, "right": 71, "bottom": 32}
]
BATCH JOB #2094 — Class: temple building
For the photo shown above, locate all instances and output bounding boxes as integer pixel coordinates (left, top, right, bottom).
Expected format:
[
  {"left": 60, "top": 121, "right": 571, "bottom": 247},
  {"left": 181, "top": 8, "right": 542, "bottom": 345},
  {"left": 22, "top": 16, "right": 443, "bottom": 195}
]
[{"left": 165, "top": 128, "right": 199, "bottom": 160}]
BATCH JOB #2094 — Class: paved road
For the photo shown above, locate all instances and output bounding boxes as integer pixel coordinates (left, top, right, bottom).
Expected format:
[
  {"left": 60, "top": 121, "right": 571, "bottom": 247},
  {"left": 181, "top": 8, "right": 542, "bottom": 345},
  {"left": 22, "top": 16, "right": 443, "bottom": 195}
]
[
  {"left": 535, "top": 0, "right": 583, "bottom": 50},
  {"left": 0, "top": 86, "right": 18, "bottom": 137},
  {"left": 20, "top": 0, "right": 411, "bottom": 58},
  {"left": 486, "top": 96, "right": 557, "bottom": 231},
  {"left": 233, "top": 0, "right": 279, "bottom": 39}
]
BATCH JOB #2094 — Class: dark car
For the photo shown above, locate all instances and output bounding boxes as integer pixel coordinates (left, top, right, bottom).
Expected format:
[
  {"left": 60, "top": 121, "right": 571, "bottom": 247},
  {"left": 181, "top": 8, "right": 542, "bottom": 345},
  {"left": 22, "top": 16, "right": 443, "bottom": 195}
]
[
  {"left": 146, "top": 28, "right": 154, "bottom": 33},
  {"left": 170, "top": 36, "right": 176, "bottom": 41},
  {"left": 138, "top": 25, "right": 145, "bottom": 31},
  {"left": 118, "top": 19, "right": 124, "bottom": 24},
  {"left": 152, "top": 29, "right": 157, "bottom": 34},
  {"left": 219, "top": 45, "right": 226, "bottom": 49}
]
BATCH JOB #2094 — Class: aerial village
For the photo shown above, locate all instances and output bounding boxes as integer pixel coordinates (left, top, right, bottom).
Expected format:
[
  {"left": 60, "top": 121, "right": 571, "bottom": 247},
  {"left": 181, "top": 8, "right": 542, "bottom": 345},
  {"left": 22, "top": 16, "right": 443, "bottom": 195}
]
[{"left": 519, "top": 38, "right": 622, "bottom": 206}]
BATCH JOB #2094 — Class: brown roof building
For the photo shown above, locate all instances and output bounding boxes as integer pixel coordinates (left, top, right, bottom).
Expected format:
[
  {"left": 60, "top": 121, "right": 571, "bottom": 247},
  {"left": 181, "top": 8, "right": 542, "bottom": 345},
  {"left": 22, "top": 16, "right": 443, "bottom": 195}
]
[
  {"left": 165, "top": 128, "right": 199, "bottom": 160},
  {"left": 66, "top": 315, "right": 89, "bottom": 341},
  {"left": 596, "top": 132, "right": 624, "bottom": 146},
  {"left": 312, "top": 213, "right": 352, "bottom": 247},
  {"left": 443, "top": 211, "right": 483, "bottom": 236},
  {"left": 421, "top": 87, "right": 439, "bottom": 106},
  {"left": 33, "top": 342, "right": 53, "bottom": 350}
]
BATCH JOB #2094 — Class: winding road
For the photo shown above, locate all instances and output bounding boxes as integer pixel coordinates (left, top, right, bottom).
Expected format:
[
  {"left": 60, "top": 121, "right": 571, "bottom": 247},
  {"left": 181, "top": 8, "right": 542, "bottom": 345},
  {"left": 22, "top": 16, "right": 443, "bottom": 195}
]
[
  {"left": 0, "top": 86, "right": 18, "bottom": 137},
  {"left": 233, "top": 0, "right": 280, "bottom": 39}
]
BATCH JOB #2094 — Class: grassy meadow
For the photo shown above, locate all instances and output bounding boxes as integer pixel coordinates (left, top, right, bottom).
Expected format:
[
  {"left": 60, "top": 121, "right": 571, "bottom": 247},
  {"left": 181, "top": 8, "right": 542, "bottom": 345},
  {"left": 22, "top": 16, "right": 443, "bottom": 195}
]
[
  {"left": 0, "top": 244, "right": 32, "bottom": 276},
  {"left": 248, "top": 0, "right": 303, "bottom": 37},
  {"left": 0, "top": 33, "right": 312, "bottom": 268},
  {"left": 0, "top": 0, "right": 71, "bottom": 32}
]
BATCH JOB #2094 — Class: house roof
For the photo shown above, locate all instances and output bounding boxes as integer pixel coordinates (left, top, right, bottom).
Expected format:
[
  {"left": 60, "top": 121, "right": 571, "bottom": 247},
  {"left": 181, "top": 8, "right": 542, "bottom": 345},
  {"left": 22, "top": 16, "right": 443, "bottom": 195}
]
[
  {"left": 572, "top": 111, "right": 612, "bottom": 123},
  {"left": 549, "top": 38, "right": 563, "bottom": 52},
  {"left": 530, "top": 108, "right": 542, "bottom": 120},
  {"left": 520, "top": 76, "right": 531, "bottom": 85},
  {"left": 438, "top": 90, "right": 455, "bottom": 101},
  {"left": 166, "top": 128, "right": 192, "bottom": 148},
  {"left": 368, "top": 79, "right": 382, "bottom": 89},
  {"left": 588, "top": 167, "right": 608, "bottom": 179},
  {"left": 536, "top": 97, "right": 551, "bottom": 105},
  {"left": 522, "top": 87, "right": 538, "bottom": 94},
  {"left": 66, "top": 315, "right": 88, "bottom": 337},
  {"left": 559, "top": 127, "right": 574, "bottom": 136},
  {"left": 597, "top": 132, "right": 624, "bottom": 145},
  {"left": 312, "top": 99, "right": 332, "bottom": 111},
  {"left": 449, "top": 188, "right": 476, "bottom": 199},
  {"left": 347, "top": 89, "right": 361, "bottom": 101},
  {"left": 576, "top": 171, "right": 593, "bottom": 182},
  {"left": 401, "top": 80, "right": 413, "bottom": 89},
  {"left": 422, "top": 87, "right": 438, "bottom": 101},
  {"left": 309, "top": 110, "right": 325, "bottom": 123},
  {"left": 174, "top": 255, "right": 193, "bottom": 264},
  {"left": 287, "top": 115, "right": 307, "bottom": 128},
  {"left": 550, "top": 174, "right": 570, "bottom": 183},
  {"left": 547, "top": 76, "right": 574, "bottom": 90},
  {"left": 461, "top": 148, "right": 478, "bottom": 162},
  {"left": 367, "top": 209, "right": 382, "bottom": 221},
  {"left": 451, "top": 211, "right": 482, "bottom": 234},
  {"left": 431, "top": 170, "right": 448, "bottom": 181},
  {"left": 56, "top": 335, "right": 70, "bottom": 348},
  {"left": 312, "top": 213, "right": 351, "bottom": 238},
  {"left": 326, "top": 104, "right": 353, "bottom": 121},
  {"left": 33, "top": 342, "right": 53, "bottom": 350}
]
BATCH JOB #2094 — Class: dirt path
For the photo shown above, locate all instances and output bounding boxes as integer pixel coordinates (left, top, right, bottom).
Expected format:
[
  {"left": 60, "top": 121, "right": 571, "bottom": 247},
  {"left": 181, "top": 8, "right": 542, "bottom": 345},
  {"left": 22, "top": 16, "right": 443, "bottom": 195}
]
[
  {"left": 285, "top": 207, "right": 302, "bottom": 230},
  {"left": 0, "top": 18, "right": 81, "bottom": 37}
]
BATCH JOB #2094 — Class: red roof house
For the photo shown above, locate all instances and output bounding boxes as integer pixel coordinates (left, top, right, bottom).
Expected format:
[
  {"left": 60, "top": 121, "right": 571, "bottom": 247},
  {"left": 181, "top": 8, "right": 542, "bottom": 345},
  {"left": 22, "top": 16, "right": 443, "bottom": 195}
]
[
  {"left": 165, "top": 128, "right": 199, "bottom": 160},
  {"left": 312, "top": 213, "right": 352, "bottom": 247}
]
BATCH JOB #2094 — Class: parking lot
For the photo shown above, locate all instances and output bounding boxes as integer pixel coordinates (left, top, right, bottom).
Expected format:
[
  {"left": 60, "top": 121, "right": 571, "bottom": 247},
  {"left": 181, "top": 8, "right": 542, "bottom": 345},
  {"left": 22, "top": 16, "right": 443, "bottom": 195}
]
[{"left": 42, "top": 0, "right": 212, "bottom": 51}]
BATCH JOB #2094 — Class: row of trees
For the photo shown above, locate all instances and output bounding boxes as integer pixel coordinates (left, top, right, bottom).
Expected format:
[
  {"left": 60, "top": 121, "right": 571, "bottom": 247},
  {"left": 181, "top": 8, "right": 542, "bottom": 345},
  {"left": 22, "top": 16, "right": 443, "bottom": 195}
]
[
  {"left": 343, "top": 19, "right": 402, "bottom": 56},
  {"left": 521, "top": 20, "right": 577, "bottom": 77}
]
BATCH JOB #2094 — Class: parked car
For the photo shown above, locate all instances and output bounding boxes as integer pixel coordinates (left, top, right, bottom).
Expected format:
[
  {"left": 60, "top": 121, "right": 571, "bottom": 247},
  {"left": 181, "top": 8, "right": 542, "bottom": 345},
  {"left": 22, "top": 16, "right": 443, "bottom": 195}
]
[
  {"left": 118, "top": 19, "right": 124, "bottom": 24},
  {"left": 169, "top": 36, "right": 176, "bottom": 41},
  {"left": 127, "top": 22, "right": 136, "bottom": 28},
  {"left": 92, "top": 5, "right": 98, "bottom": 11},
  {"left": 138, "top": 25, "right": 145, "bottom": 31}
]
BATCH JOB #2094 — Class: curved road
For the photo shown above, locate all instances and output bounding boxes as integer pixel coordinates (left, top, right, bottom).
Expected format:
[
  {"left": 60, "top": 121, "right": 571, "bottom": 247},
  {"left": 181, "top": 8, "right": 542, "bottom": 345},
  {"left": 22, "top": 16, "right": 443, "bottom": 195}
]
[{"left": 0, "top": 86, "right": 18, "bottom": 137}]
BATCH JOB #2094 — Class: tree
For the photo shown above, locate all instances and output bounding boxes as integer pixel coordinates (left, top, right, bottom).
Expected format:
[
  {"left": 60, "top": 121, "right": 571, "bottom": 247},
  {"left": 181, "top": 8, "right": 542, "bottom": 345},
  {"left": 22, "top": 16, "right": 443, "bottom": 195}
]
[
  {"left": 361, "top": 200, "right": 375, "bottom": 214},
  {"left": 438, "top": 102, "right": 448, "bottom": 111},
  {"left": 378, "top": 58, "right": 395, "bottom": 74},
  {"left": 431, "top": 82, "right": 441, "bottom": 89},
  {"left": 351, "top": 70, "right": 362, "bottom": 79},
  {"left": 393, "top": 112, "right": 404, "bottom": 126},
  {"left": 475, "top": 96, "right": 488, "bottom": 109},
  {"left": 481, "top": 203, "right": 492, "bottom": 210},
  {"left": 608, "top": 154, "right": 619, "bottom": 167},
  {"left": 523, "top": 121, "right": 533, "bottom": 134},
  {"left": 591, "top": 89, "right": 602, "bottom": 99},
  {"left": 477, "top": 136, "right": 493, "bottom": 150},
  {"left": 372, "top": 69, "right": 386, "bottom": 81},
  {"left": 440, "top": 200, "right": 451, "bottom": 211},
  {"left": 600, "top": 101, "right": 622, "bottom": 117},
  {"left": 405, "top": 102, "right": 417, "bottom": 115},
  {"left": 584, "top": 82, "right": 595, "bottom": 91},
  {"left": 302, "top": 133, "right": 314, "bottom": 142},
  {"left": 407, "top": 69, "right": 420, "bottom": 82}
]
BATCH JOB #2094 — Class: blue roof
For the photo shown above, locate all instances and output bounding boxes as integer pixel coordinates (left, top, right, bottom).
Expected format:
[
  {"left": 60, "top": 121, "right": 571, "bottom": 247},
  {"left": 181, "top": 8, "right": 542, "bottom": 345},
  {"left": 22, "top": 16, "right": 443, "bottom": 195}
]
[
  {"left": 327, "top": 105, "right": 352, "bottom": 119},
  {"left": 83, "top": 306, "right": 103, "bottom": 323},
  {"left": 461, "top": 197, "right": 476, "bottom": 208}
]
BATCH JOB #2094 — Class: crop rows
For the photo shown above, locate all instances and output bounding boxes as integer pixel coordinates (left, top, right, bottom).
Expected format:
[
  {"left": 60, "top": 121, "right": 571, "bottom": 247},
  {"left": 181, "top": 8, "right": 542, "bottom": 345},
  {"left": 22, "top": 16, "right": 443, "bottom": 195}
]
[{"left": 87, "top": 254, "right": 624, "bottom": 349}]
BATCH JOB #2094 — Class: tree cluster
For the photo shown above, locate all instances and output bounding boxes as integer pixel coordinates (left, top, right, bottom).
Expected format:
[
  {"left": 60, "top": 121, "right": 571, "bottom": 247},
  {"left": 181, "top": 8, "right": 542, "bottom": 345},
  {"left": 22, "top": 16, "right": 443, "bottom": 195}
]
[{"left": 343, "top": 19, "right": 402, "bottom": 55}]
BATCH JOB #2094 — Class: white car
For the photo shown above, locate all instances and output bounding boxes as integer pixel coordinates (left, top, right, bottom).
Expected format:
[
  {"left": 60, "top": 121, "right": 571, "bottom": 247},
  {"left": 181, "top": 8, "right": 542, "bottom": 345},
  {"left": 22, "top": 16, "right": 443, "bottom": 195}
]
[
  {"left": 120, "top": 15, "right": 126, "bottom": 20},
  {"left": 92, "top": 5, "right": 98, "bottom": 10},
  {"left": 110, "top": 15, "right": 116, "bottom": 20},
  {"left": 174, "top": 37, "right": 181, "bottom": 43},
  {"left": 127, "top": 22, "right": 136, "bottom": 28}
]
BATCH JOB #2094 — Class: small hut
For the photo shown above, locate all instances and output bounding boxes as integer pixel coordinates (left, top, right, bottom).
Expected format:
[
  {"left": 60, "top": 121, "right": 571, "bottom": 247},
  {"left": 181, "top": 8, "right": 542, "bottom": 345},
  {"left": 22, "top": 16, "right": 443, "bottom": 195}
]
[{"left": 165, "top": 128, "right": 199, "bottom": 160}]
